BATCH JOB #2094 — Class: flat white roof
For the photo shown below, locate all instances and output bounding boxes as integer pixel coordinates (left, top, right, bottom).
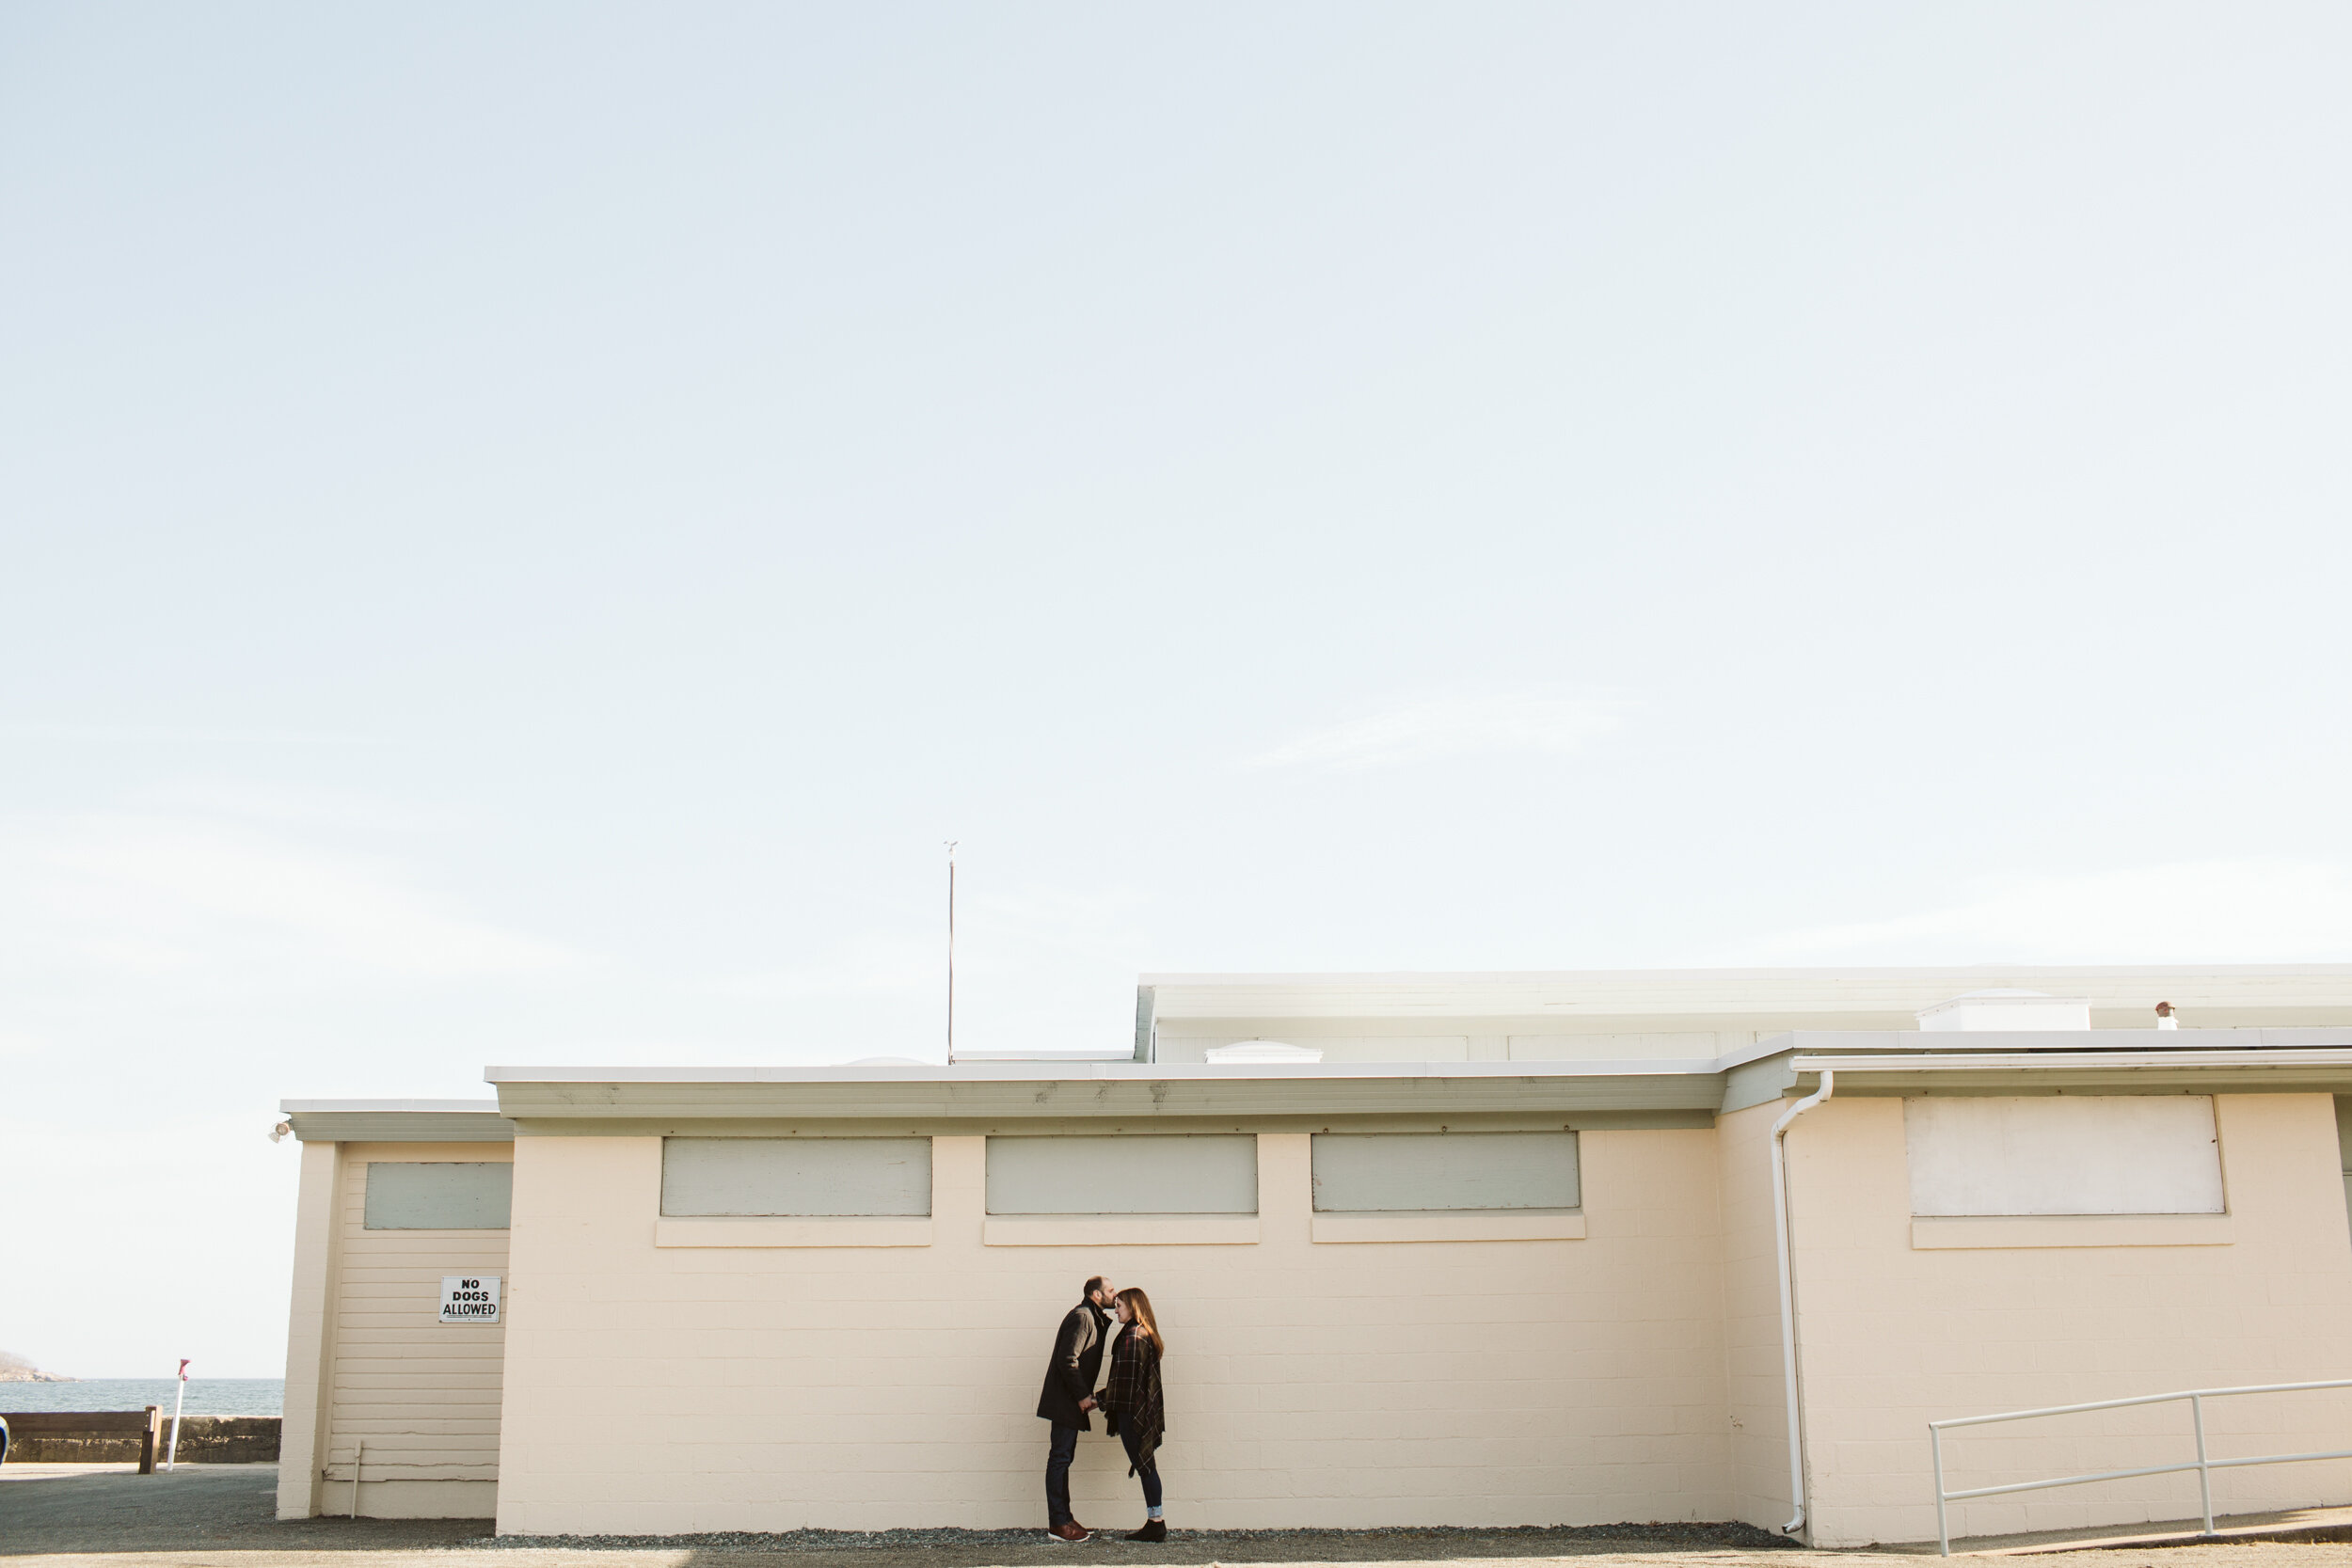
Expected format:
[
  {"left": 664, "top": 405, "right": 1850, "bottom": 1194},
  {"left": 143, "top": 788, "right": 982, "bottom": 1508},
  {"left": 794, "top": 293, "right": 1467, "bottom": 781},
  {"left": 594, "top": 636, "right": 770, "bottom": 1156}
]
[
  {"left": 280, "top": 1098, "right": 503, "bottom": 1114},
  {"left": 1140, "top": 965, "right": 2352, "bottom": 1020},
  {"left": 266, "top": 1030, "right": 2352, "bottom": 1137},
  {"left": 481, "top": 1027, "right": 2352, "bottom": 1087}
]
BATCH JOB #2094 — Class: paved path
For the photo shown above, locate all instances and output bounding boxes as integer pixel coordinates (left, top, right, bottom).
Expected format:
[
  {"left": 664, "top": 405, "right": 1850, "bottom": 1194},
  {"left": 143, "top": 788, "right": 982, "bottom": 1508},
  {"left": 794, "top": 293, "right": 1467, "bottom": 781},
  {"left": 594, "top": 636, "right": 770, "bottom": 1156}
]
[
  {"left": 0, "top": 1465, "right": 477, "bottom": 1555},
  {"left": 7, "top": 1464, "right": 2351, "bottom": 1568}
]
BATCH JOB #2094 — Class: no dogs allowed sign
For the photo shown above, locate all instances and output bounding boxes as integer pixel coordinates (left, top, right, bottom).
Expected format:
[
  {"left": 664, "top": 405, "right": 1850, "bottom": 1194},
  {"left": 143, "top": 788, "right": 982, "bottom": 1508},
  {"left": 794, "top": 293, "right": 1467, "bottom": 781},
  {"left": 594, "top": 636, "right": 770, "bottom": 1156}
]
[{"left": 439, "top": 1275, "right": 501, "bottom": 1323}]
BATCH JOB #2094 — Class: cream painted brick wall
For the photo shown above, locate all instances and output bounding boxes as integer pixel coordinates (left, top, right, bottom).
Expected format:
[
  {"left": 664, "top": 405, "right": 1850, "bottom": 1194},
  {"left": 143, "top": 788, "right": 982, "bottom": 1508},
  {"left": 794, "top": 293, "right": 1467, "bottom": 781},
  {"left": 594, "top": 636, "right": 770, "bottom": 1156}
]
[
  {"left": 1787, "top": 1093, "right": 2352, "bottom": 1548},
  {"left": 278, "top": 1140, "right": 344, "bottom": 1520},
  {"left": 495, "top": 1129, "right": 1731, "bottom": 1535},
  {"left": 1716, "top": 1101, "right": 1796, "bottom": 1532}
]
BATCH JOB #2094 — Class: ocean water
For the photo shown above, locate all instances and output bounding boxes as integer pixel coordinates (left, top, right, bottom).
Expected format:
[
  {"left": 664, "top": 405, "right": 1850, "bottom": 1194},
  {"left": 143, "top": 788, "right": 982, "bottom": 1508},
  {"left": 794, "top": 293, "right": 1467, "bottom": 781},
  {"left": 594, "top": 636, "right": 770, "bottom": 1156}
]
[{"left": 0, "top": 1379, "right": 284, "bottom": 1417}]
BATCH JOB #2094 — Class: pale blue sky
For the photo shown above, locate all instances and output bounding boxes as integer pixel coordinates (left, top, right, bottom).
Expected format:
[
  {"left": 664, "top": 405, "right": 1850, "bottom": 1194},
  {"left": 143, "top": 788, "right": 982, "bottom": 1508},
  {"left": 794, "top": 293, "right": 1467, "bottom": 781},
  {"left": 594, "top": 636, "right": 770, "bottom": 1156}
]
[{"left": 4, "top": 4, "right": 2349, "bottom": 1374}]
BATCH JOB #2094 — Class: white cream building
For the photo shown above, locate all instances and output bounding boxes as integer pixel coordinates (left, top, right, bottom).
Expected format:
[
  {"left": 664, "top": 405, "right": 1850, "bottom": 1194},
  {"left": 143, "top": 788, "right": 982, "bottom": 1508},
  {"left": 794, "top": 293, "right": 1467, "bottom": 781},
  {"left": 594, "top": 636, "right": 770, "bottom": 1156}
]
[{"left": 275, "top": 965, "right": 2352, "bottom": 1547}]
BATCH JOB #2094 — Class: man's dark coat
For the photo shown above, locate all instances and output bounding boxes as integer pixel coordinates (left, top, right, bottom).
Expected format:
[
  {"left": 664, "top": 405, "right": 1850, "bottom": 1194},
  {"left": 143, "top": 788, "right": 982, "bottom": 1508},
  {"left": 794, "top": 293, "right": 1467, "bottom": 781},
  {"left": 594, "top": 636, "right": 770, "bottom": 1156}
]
[{"left": 1035, "top": 1297, "right": 1111, "bottom": 1429}]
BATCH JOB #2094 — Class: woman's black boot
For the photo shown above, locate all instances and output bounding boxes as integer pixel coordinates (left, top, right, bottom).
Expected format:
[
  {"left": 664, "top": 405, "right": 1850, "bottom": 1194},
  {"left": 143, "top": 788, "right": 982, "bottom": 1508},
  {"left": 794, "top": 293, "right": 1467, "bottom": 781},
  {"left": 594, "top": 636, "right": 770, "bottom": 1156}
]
[{"left": 1123, "top": 1520, "right": 1167, "bottom": 1543}]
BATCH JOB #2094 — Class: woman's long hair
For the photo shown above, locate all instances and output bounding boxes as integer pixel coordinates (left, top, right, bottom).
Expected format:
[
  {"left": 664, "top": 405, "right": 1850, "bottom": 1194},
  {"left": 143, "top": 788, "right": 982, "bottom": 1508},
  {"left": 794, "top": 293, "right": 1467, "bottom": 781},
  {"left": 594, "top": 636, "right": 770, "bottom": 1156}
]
[{"left": 1116, "top": 1287, "right": 1165, "bottom": 1355}]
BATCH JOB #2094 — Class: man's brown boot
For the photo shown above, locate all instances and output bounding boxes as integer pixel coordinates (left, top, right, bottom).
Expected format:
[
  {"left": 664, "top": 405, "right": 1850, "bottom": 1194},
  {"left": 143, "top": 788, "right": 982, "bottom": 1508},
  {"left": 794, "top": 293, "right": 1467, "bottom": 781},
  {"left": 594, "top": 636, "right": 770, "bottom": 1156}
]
[{"left": 1047, "top": 1523, "right": 1092, "bottom": 1543}]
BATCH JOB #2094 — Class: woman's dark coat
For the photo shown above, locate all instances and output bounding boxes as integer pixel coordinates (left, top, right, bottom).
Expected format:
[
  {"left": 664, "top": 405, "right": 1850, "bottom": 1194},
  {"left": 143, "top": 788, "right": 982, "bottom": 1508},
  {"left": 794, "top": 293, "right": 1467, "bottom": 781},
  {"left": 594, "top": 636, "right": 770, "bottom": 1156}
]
[
  {"left": 1035, "top": 1298, "right": 1110, "bottom": 1429},
  {"left": 1097, "top": 1325, "right": 1166, "bottom": 1475}
]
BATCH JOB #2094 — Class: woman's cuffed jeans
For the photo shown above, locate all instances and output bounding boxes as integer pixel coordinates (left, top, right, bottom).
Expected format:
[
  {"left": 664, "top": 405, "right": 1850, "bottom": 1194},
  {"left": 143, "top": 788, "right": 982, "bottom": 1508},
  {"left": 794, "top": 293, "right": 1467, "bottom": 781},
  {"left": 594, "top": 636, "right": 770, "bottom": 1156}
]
[{"left": 1120, "top": 1426, "right": 1163, "bottom": 1512}]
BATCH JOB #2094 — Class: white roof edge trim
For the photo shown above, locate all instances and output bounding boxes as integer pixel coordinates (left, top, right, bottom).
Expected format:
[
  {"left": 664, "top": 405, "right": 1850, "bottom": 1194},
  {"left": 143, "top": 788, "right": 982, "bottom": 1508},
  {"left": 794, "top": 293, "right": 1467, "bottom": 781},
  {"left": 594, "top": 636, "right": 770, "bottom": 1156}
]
[
  {"left": 480, "top": 1035, "right": 2352, "bottom": 1089},
  {"left": 281, "top": 1099, "right": 506, "bottom": 1114},
  {"left": 1137, "top": 964, "right": 2352, "bottom": 984},
  {"left": 1789, "top": 1051, "right": 2352, "bottom": 1071},
  {"left": 483, "top": 1059, "right": 1726, "bottom": 1085},
  {"left": 1718, "top": 1036, "right": 1803, "bottom": 1072}
]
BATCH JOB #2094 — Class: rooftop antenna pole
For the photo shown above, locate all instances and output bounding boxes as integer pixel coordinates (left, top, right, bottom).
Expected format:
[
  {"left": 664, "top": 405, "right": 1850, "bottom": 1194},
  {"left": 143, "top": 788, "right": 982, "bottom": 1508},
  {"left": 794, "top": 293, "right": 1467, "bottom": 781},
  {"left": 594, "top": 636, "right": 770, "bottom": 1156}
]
[{"left": 945, "top": 842, "right": 958, "bottom": 1059}]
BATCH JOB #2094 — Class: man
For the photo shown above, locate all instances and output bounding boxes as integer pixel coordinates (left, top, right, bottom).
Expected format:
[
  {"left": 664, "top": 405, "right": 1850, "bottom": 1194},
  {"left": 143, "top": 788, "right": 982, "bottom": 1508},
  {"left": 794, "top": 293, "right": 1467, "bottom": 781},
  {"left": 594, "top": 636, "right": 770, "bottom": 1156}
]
[{"left": 1036, "top": 1275, "right": 1116, "bottom": 1541}]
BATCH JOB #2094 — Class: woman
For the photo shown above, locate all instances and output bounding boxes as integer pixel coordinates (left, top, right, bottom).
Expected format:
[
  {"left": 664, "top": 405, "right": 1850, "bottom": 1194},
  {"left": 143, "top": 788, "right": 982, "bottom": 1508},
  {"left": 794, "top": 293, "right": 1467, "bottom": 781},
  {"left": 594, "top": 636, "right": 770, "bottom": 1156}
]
[{"left": 1095, "top": 1286, "right": 1168, "bottom": 1541}]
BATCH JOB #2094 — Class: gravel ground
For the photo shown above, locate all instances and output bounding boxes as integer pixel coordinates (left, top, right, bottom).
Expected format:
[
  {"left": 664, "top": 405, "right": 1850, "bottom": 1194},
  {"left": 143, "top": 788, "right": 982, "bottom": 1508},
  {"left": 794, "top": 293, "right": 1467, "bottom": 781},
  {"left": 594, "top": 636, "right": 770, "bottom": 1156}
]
[
  {"left": 20, "top": 1542, "right": 2352, "bottom": 1568},
  {"left": 0, "top": 1467, "right": 1796, "bottom": 1561},
  {"left": 8, "top": 1464, "right": 2352, "bottom": 1568},
  {"left": 473, "top": 1523, "right": 1804, "bottom": 1560}
]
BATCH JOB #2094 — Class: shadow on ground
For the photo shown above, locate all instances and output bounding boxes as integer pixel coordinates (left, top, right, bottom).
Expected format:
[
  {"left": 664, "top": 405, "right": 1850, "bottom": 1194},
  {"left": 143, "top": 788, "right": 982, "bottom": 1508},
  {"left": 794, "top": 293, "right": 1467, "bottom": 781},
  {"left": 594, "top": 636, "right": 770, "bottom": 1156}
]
[{"left": 0, "top": 1464, "right": 1799, "bottom": 1561}]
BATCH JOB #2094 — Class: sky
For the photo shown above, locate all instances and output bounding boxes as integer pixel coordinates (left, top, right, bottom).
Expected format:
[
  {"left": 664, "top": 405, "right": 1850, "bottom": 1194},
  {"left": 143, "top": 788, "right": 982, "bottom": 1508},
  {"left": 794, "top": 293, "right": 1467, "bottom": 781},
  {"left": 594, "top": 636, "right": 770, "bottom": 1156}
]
[{"left": 3, "top": 3, "right": 2350, "bottom": 1377}]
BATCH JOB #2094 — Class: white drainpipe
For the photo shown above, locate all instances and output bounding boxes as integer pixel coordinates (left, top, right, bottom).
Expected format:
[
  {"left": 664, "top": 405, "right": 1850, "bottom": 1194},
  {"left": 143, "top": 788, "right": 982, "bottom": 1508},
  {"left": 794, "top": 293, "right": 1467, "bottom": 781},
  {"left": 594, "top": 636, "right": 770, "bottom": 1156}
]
[{"left": 1770, "top": 1068, "right": 1835, "bottom": 1537}]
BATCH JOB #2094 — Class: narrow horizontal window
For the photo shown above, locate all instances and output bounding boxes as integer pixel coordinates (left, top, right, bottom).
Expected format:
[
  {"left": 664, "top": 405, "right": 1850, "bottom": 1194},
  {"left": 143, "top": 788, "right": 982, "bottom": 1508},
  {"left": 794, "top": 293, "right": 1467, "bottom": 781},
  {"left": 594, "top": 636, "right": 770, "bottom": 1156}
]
[
  {"left": 661, "top": 1137, "right": 931, "bottom": 1217},
  {"left": 985, "top": 1135, "right": 1257, "bottom": 1215},
  {"left": 363, "top": 1162, "right": 514, "bottom": 1229},
  {"left": 1311, "top": 1132, "right": 1580, "bottom": 1212},
  {"left": 1905, "top": 1096, "right": 2224, "bottom": 1217},
  {"left": 2337, "top": 1097, "right": 2352, "bottom": 1244}
]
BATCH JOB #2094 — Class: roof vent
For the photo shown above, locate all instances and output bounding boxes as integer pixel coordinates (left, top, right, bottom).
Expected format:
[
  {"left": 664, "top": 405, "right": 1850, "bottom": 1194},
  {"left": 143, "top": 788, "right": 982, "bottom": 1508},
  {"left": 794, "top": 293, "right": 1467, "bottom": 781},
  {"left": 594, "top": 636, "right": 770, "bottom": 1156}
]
[
  {"left": 1203, "top": 1040, "right": 1325, "bottom": 1064},
  {"left": 1915, "top": 990, "right": 2091, "bottom": 1032},
  {"left": 949, "top": 1048, "right": 1136, "bottom": 1064}
]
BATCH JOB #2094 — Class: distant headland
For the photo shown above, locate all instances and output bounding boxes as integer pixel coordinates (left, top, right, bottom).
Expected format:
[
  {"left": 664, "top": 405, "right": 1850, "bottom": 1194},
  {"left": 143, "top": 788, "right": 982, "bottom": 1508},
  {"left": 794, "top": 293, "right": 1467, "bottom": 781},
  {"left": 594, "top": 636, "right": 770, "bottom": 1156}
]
[{"left": 0, "top": 1350, "right": 75, "bottom": 1383}]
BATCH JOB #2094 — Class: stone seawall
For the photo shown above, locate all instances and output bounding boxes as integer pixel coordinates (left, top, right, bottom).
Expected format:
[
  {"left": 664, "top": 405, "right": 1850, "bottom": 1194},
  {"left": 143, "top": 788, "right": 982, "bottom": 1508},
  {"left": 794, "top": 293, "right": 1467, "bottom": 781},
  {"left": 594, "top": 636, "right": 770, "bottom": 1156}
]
[{"left": 3, "top": 1415, "right": 280, "bottom": 1465}]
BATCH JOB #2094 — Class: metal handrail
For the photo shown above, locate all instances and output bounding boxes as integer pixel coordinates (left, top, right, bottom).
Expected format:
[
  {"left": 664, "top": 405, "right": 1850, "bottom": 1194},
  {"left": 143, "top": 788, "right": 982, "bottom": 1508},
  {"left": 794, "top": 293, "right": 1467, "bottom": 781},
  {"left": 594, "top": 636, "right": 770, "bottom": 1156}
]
[{"left": 1930, "top": 1377, "right": 2352, "bottom": 1555}]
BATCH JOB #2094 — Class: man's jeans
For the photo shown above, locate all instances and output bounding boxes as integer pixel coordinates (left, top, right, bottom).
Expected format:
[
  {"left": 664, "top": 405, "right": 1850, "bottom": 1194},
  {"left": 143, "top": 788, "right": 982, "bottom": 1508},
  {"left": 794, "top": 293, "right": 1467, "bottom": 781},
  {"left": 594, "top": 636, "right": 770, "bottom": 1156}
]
[{"left": 1044, "top": 1423, "right": 1081, "bottom": 1527}]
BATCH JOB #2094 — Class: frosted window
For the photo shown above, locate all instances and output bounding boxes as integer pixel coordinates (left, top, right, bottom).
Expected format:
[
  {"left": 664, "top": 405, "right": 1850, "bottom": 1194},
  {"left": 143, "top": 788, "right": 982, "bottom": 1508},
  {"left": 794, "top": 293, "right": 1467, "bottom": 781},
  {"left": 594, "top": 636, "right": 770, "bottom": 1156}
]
[
  {"left": 986, "top": 1135, "right": 1257, "bottom": 1214},
  {"left": 661, "top": 1137, "right": 931, "bottom": 1216},
  {"left": 2336, "top": 1098, "right": 2352, "bottom": 1244},
  {"left": 363, "top": 1162, "right": 513, "bottom": 1229},
  {"left": 1312, "top": 1132, "right": 1580, "bottom": 1212},
  {"left": 1905, "top": 1096, "right": 2223, "bottom": 1216}
]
